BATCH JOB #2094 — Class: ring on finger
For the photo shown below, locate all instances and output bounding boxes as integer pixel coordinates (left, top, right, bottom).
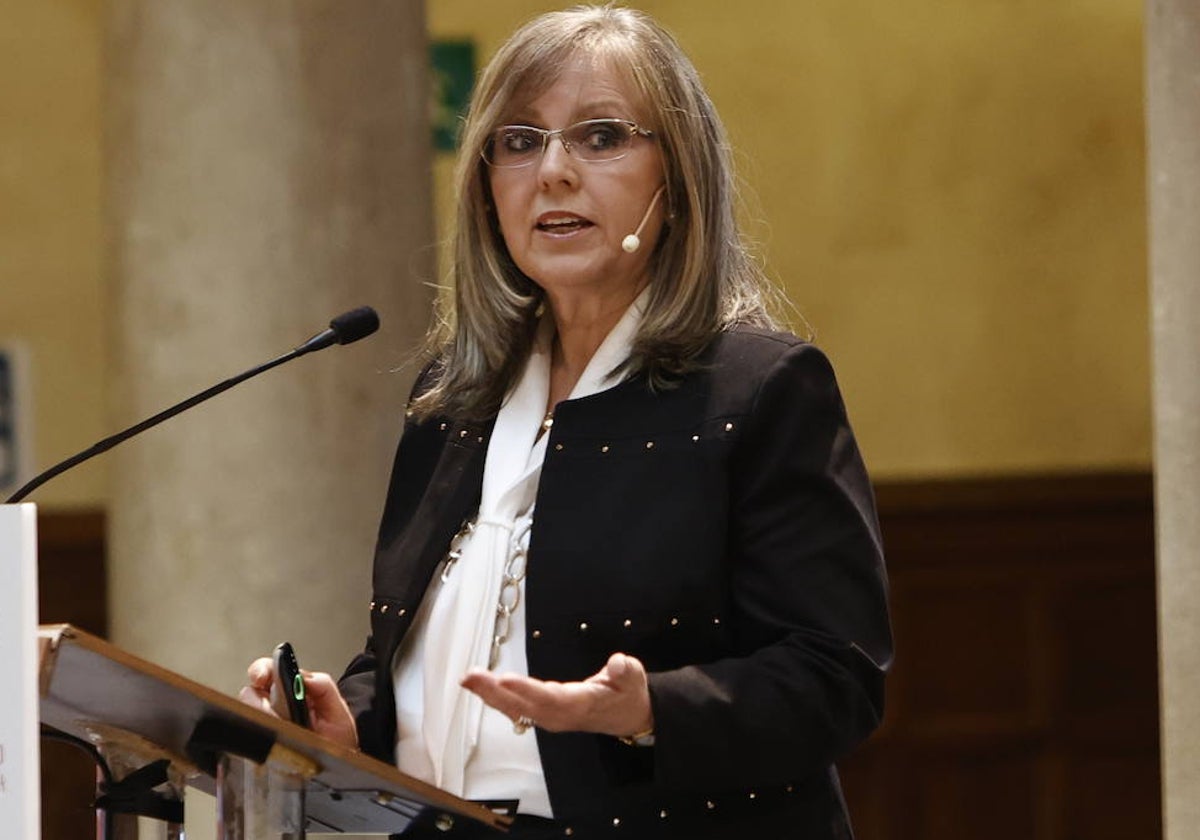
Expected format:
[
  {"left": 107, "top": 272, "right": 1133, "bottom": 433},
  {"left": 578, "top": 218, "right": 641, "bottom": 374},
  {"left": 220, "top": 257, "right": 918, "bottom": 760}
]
[{"left": 513, "top": 715, "right": 535, "bottom": 735}]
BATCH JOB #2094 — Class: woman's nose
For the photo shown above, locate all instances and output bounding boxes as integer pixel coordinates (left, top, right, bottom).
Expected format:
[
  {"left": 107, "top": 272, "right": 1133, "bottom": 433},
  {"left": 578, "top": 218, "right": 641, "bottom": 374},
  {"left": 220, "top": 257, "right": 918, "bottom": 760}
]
[{"left": 537, "top": 133, "right": 578, "bottom": 185}]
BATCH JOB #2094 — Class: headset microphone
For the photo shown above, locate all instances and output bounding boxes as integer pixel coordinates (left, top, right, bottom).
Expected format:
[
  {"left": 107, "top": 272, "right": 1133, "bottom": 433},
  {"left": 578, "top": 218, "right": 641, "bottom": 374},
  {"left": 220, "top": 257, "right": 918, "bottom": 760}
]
[{"left": 621, "top": 185, "right": 666, "bottom": 253}]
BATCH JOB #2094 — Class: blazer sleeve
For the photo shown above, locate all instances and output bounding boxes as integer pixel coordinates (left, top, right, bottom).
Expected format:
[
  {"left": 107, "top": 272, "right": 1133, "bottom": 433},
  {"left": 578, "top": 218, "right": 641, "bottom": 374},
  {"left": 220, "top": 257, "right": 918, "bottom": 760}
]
[
  {"left": 338, "top": 636, "right": 383, "bottom": 752},
  {"left": 645, "top": 341, "right": 892, "bottom": 790}
]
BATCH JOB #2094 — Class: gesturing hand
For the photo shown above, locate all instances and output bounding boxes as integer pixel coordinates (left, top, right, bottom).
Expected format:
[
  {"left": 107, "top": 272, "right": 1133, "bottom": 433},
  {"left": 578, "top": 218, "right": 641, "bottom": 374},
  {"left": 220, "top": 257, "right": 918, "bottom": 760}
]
[{"left": 460, "top": 652, "right": 654, "bottom": 739}]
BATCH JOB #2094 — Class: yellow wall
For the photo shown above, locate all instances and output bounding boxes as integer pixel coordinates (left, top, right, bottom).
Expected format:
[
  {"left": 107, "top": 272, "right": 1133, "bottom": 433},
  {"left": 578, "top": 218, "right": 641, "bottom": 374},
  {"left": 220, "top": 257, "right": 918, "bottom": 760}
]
[
  {"left": 0, "top": 0, "right": 106, "bottom": 507},
  {"left": 3, "top": 0, "right": 1149, "bottom": 508},
  {"left": 429, "top": 1, "right": 1150, "bottom": 479}
]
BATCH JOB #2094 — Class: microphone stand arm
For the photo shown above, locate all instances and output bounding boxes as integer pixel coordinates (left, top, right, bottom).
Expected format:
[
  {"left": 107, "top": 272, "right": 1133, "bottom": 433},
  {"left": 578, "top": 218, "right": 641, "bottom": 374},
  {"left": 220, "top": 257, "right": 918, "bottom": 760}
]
[{"left": 5, "top": 348, "right": 302, "bottom": 504}]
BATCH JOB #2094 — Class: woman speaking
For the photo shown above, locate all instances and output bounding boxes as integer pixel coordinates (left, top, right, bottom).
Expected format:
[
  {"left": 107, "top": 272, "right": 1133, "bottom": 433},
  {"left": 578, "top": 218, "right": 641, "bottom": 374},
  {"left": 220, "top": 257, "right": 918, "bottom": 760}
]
[{"left": 242, "top": 6, "right": 892, "bottom": 838}]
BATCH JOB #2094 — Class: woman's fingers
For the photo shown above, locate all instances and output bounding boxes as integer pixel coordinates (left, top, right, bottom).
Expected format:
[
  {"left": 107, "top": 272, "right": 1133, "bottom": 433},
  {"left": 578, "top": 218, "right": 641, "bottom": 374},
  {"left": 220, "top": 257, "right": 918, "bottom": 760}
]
[
  {"left": 238, "top": 657, "right": 277, "bottom": 715},
  {"left": 299, "top": 670, "right": 360, "bottom": 749},
  {"left": 591, "top": 653, "right": 653, "bottom": 735},
  {"left": 237, "top": 683, "right": 278, "bottom": 717},
  {"left": 460, "top": 669, "right": 537, "bottom": 720},
  {"left": 246, "top": 656, "right": 275, "bottom": 690},
  {"left": 592, "top": 652, "right": 643, "bottom": 689},
  {"left": 460, "top": 669, "right": 562, "bottom": 727},
  {"left": 238, "top": 658, "right": 358, "bottom": 750},
  {"left": 461, "top": 653, "right": 653, "bottom": 737}
]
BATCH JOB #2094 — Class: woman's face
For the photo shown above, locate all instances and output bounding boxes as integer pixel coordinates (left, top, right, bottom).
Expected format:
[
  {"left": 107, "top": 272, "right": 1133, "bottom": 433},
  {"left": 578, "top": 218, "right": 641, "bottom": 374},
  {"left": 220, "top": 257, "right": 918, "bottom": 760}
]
[{"left": 487, "top": 57, "right": 666, "bottom": 309}]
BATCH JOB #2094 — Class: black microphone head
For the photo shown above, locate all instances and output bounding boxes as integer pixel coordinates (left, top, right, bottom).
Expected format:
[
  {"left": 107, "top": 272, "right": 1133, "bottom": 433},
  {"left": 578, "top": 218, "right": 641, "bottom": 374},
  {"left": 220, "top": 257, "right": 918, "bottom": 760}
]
[{"left": 329, "top": 307, "right": 380, "bottom": 345}]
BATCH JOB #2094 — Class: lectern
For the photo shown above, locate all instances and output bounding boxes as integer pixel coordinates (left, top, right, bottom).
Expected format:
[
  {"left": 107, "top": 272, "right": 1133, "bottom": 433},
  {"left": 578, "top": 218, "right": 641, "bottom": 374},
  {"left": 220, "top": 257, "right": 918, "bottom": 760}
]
[{"left": 38, "top": 624, "right": 512, "bottom": 837}]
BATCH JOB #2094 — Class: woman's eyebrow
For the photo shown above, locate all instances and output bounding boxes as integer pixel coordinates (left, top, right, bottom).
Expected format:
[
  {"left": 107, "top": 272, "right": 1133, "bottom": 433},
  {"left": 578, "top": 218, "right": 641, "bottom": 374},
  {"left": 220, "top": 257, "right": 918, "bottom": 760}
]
[
  {"left": 505, "top": 99, "right": 632, "bottom": 126},
  {"left": 572, "top": 98, "right": 630, "bottom": 117}
]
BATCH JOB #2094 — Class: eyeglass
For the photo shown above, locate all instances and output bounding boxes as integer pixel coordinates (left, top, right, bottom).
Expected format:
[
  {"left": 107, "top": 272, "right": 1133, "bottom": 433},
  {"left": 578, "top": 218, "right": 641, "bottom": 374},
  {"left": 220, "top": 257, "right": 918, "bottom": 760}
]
[{"left": 482, "top": 119, "right": 654, "bottom": 168}]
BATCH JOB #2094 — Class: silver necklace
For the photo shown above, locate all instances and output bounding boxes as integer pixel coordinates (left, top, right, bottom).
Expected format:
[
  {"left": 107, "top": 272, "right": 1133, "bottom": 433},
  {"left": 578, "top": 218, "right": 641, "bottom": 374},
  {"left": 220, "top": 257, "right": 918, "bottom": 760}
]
[{"left": 439, "top": 511, "right": 534, "bottom": 670}]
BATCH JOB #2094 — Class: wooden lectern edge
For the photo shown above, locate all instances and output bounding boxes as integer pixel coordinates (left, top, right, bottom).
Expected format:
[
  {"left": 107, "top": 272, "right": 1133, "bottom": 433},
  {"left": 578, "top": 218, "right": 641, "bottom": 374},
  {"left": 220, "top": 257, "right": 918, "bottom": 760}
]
[
  {"left": 38, "top": 632, "right": 54, "bottom": 697},
  {"left": 37, "top": 623, "right": 513, "bottom": 832},
  {"left": 266, "top": 739, "right": 323, "bottom": 780}
]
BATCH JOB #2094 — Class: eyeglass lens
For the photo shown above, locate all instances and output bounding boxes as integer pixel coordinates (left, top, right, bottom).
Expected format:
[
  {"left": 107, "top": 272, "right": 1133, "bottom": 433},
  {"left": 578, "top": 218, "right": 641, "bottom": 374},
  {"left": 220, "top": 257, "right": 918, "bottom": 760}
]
[{"left": 487, "top": 120, "right": 638, "bottom": 167}]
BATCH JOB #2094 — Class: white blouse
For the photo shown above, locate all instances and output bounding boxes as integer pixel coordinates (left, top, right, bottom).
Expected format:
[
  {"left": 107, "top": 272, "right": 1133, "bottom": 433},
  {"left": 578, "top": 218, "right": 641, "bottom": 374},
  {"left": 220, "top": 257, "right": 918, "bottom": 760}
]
[{"left": 391, "top": 293, "right": 646, "bottom": 817}]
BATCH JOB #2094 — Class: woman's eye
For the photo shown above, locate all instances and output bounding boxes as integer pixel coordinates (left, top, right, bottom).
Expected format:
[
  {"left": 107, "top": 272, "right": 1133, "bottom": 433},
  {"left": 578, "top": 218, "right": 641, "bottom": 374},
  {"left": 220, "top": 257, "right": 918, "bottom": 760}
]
[
  {"left": 502, "top": 130, "right": 538, "bottom": 153},
  {"left": 582, "top": 124, "right": 622, "bottom": 150}
]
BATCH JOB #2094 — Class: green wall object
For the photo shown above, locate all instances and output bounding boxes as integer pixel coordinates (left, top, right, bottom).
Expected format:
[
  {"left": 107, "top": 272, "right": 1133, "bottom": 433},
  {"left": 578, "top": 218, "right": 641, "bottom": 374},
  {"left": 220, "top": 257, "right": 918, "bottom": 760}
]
[{"left": 431, "top": 40, "right": 476, "bottom": 152}]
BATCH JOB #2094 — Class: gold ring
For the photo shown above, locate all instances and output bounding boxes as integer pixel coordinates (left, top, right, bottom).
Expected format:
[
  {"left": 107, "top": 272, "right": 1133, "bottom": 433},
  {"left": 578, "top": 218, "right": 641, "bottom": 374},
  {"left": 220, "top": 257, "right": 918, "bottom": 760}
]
[{"left": 513, "top": 715, "right": 534, "bottom": 735}]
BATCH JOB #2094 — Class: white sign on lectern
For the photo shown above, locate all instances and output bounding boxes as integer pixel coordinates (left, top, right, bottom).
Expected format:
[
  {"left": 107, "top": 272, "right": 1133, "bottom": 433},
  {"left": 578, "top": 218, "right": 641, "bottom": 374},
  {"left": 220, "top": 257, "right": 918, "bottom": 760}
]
[{"left": 0, "top": 503, "right": 39, "bottom": 838}]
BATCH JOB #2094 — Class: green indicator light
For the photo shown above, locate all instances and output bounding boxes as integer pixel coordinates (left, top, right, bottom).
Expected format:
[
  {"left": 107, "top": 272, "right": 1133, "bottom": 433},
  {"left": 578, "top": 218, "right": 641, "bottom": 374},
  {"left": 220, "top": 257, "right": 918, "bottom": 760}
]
[{"left": 293, "top": 673, "right": 305, "bottom": 701}]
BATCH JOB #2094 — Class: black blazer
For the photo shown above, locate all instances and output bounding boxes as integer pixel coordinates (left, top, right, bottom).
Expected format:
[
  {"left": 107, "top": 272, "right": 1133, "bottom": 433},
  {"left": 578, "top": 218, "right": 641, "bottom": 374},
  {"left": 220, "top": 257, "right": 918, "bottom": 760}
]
[{"left": 339, "top": 326, "right": 893, "bottom": 839}]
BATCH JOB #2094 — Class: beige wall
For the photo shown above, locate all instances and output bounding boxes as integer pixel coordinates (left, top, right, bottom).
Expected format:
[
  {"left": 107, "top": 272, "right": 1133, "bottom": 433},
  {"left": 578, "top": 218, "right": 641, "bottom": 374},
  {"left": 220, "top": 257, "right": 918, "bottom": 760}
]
[
  {"left": 0, "top": 0, "right": 106, "bottom": 507},
  {"left": 3, "top": 0, "right": 1149, "bottom": 512},
  {"left": 429, "top": 0, "right": 1150, "bottom": 479}
]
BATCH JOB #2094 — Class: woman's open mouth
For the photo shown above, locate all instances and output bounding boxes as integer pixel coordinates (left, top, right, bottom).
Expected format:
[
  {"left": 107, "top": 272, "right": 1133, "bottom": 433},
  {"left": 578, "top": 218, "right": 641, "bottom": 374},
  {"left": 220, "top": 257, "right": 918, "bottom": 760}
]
[{"left": 536, "top": 213, "right": 594, "bottom": 235}]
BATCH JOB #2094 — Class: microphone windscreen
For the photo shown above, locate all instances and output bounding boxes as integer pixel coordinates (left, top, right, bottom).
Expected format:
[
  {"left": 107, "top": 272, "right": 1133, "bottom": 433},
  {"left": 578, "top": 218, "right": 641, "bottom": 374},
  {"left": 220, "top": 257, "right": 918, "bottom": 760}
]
[{"left": 329, "top": 306, "right": 380, "bottom": 345}]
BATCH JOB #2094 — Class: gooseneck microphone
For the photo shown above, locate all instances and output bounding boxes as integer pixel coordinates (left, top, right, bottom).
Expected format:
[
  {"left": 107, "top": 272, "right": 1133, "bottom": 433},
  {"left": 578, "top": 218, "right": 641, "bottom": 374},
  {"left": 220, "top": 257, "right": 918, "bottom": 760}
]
[
  {"left": 4, "top": 306, "right": 380, "bottom": 504},
  {"left": 621, "top": 185, "right": 666, "bottom": 254},
  {"left": 294, "top": 306, "right": 380, "bottom": 355}
]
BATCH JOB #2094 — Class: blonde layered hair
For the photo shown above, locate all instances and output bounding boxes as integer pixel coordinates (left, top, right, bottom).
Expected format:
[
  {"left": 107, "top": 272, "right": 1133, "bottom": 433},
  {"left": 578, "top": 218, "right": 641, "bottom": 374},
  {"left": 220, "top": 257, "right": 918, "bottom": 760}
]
[{"left": 414, "top": 4, "right": 777, "bottom": 422}]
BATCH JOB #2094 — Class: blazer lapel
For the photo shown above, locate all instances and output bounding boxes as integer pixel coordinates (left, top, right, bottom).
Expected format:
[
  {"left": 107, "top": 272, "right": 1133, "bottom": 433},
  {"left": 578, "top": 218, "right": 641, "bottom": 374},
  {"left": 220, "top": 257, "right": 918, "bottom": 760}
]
[{"left": 375, "top": 419, "right": 493, "bottom": 622}]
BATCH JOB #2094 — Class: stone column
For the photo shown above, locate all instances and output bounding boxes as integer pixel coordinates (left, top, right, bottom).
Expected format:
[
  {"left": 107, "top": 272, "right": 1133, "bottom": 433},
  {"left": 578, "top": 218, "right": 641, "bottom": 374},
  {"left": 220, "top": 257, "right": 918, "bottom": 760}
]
[
  {"left": 105, "top": 1, "right": 434, "bottom": 692},
  {"left": 1147, "top": 1, "right": 1200, "bottom": 837}
]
